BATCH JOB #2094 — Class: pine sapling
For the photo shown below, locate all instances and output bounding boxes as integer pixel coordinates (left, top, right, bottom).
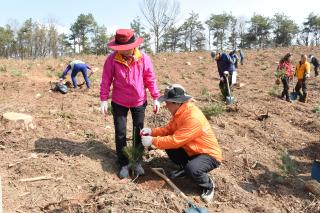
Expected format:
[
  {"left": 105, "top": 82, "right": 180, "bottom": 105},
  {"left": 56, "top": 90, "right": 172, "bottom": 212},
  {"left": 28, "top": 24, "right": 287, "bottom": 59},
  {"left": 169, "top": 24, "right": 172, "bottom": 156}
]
[
  {"left": 278, "top": 149, "right": 296, "bottom": 176},
  {"left": 123, "top": 126, "right": 144, "bottom": 179}
]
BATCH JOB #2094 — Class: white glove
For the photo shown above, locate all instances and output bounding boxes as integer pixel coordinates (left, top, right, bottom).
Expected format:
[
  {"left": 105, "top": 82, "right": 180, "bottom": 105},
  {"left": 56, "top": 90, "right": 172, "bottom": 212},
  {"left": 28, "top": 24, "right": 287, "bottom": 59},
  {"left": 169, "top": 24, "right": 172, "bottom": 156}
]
[
  {"left": 59, "top": 78, "right": 63, "bottom": 82},
  {"left": 100, "top": 101, "right": 108, "bottom": 115},
  {"left": 141, "top": 136, "right": 153, "bottom": 147},
  {"left": 305, "top": 73, "right": 310, "bottom": 78},
  {"left": 153, "top": 99, "right": 160, "bottom": 114},
  {"left": 223, "top": 71, "right": 229, "bottom": 76},
  {"left": 140, "top": 128, "right": 152, "bottom": 136}
]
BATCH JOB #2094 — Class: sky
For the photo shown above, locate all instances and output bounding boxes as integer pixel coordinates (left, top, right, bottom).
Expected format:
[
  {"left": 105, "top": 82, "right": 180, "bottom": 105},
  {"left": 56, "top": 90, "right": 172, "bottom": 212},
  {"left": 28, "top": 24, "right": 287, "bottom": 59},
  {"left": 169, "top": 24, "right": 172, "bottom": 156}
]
[{"left": 1, "top": 0, "right": 319, "bottom": 34}]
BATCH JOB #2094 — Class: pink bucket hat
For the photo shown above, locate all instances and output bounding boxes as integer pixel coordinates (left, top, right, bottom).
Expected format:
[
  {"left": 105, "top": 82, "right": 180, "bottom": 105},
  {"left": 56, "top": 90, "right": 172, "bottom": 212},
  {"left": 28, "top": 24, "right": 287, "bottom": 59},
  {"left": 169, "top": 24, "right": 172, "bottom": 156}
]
[{"left": 107, "top": 29, "right": 144, "bottom": 51}]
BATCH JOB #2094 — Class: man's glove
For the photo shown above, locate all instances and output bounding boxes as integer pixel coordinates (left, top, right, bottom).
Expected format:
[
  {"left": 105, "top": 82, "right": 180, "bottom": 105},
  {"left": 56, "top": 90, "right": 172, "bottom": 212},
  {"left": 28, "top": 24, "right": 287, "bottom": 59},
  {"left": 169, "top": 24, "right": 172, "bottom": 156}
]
[
  {"left": 153, "top": 99, "right": 160, "bottom": 114},
  {"left": 59, "top": 78, "right": 64, "bottom": 82},
  {"left": 142, "top": 136, "right": 153, "bottom": 147},
  {"left": 305, "top": 73, "right": 310, "bottom": 78},
  {"left": 100, "top": 101, "right": 108, "bottom": 116},
  {"left": 223, "top": 71, "right": 229, "bottom": 76},
  {"left": 140, "top": 128, "right": 152, "bottom": 136}
]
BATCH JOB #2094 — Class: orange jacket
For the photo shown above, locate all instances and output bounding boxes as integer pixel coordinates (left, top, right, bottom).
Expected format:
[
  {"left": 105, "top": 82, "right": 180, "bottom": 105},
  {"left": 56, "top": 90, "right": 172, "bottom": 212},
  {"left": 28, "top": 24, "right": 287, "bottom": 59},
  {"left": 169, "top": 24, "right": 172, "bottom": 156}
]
[
  {"left": 295, "top": 61, "right": 310, "bottom": 80},
  {"left": 151, "top": 102, "right": 223, "bottom": 162}
]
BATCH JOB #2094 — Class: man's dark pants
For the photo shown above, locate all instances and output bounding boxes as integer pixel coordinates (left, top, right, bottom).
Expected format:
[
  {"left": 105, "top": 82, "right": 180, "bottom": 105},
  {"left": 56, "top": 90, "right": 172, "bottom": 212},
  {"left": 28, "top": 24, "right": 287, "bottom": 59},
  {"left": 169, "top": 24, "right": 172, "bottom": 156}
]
[
  {"left": 281, "top": 76, "right": 290, "bottom": 100},
  {"left": 166, "top": 148, "right": 220, "bottom": 190},
  {"left": 219, "top": 74, "right": 232, "bottom": 99},
  {"left": 295, "top": 79, "right": 307, "bottom": 102}
]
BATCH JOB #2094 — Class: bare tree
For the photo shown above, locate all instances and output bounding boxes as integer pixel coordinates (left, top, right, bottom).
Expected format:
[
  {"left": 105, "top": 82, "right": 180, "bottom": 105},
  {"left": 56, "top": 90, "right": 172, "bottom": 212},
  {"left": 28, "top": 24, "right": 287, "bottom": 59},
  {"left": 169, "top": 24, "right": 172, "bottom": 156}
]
[{"left": 140, "top": 0, "right": 180, "bottom": 53}]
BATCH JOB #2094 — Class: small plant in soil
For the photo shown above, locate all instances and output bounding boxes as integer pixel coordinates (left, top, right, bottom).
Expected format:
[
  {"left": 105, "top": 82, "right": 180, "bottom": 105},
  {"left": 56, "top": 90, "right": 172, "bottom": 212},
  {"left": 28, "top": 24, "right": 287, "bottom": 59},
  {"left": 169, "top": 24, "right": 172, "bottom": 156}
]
[
  {"left": 313, "top": 104, "right": 320, "bottom": 114},
  {"left": 0, "top": 65, "right": 7, "bottom": 73},
  {"left": 10, "top": 69, "right": 22, "bottom": 77},
  {"left": 260, "top": 64, "right": 269, "bottom": 71},
  {"left": 201, "top": 87, "right": 209, "bottom": 96},
  {"left": 123, "top": 126, "right": 144, "bottom": 179},
  {"left": 201, "top": 102, "right": 225, "bottom": 119},
  {"left": 46, "top": 70, "right": 54, "bottom": 77},
  {"left": 47, "top": 64, "right": 55, "bottom": 71},
  {"left": 277, "top": 149, "right": 296, "bottom": 176},
  {"left": 268, "top": 85, "right": 279, "bottom": 97},
  {"left": 26, "top": 63, "right": 33, "bottom": 70}
]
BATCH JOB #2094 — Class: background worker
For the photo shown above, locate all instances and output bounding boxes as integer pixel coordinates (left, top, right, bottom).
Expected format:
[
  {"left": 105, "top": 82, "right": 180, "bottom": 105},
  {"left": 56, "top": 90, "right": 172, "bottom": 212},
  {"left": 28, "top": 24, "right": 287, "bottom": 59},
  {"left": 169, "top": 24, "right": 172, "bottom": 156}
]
[
  {"left": 60, "top": 60, "right": 94, "bottom": 89},
  {"left": 239, "top": 49, "right": 244, "bottom": 65},
  {"left": 211, "top": 52, "right": 236, "bottom": 100},
  {"left": 295, "top": 54, "right": 311, "bottom": 103},
  {"left": 229, "top": 50, "right": 239, "bottom": 85},
  {"left": 308, "top": 54, "right": 319, "bottom": 77},
  {"left": 277, "top": 53, "right": 294, "bottom": 102}
]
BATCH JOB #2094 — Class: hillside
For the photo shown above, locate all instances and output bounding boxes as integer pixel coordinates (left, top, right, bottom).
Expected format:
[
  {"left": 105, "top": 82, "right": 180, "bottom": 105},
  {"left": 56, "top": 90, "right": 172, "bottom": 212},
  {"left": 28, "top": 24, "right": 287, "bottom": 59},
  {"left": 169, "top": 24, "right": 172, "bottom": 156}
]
[{"left": 0, "top": 46, "right": 320, "bottom": 213}]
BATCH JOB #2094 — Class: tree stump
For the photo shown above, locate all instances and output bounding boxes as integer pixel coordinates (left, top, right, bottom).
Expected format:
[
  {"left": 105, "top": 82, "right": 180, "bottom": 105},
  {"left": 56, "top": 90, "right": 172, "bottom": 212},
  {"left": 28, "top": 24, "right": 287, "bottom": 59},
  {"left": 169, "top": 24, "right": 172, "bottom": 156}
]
[{"left": 2, "top": 112, "right": 35, "bottom": 130}]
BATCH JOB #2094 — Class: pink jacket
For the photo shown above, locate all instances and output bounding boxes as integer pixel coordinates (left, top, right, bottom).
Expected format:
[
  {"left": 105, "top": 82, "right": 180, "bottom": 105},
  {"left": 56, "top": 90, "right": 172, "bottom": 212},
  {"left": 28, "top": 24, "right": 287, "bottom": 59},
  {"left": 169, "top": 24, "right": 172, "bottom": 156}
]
[
  {"left": 277, "top": 61, "right": 293, "bottom": 77},
  {"left": 100, "top": 49, "right": 160, "bottom": 108}
]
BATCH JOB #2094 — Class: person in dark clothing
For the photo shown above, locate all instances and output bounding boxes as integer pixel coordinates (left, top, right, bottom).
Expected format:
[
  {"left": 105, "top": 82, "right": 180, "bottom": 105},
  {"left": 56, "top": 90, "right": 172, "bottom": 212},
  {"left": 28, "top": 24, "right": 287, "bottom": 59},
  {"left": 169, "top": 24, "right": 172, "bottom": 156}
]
[
  {"left": 309, "top": 54, "right": 319, "bottom": 77},
  {"left": 230, "top": 50, "right": 239, "bottom": 69},
  {"left": 277, "top": 53, "right": 294, "bottom": 102},
  {"left": 230, "top": 50, "right": 239, "bottom": 85},
  {"left": 239, "top": 49, "right": 244, "bottom": 65},
  {"left": 60, "top": 60, "right": 94, "bottom": 89},
  {"left": 211, "top": 52, "right": 236, "bottom": 99}
]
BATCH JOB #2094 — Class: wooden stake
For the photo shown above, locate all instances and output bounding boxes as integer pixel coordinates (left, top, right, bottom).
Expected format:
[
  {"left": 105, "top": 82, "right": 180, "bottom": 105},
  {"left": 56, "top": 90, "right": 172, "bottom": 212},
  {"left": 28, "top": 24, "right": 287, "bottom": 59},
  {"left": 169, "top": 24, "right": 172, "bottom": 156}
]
[
  {"left": 151, "top": 168, "right": 190, "bottom": 202},
  {"left": 20, "top": 175, "right": 53, "bottom": 182},
  {"left": 133, "top": 207, "right": 153, "bottom": 212}
]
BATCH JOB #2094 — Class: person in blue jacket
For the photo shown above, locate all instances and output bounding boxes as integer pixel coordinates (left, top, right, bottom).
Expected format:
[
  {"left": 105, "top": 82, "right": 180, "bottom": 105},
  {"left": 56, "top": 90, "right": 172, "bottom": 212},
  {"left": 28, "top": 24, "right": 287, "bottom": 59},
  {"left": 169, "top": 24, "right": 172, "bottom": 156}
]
[
  {"left": 60, "top": 60, "right": 94, "bottom": 89},
  {"left": 211, "top": 52, "right": 236, "bottom": 99}
]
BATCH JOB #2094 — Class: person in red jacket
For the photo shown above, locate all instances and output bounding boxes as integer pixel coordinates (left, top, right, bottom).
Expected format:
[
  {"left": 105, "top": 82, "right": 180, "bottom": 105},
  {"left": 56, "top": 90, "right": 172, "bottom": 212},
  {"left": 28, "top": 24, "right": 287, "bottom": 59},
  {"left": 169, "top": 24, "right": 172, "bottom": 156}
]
[
  {"left": 277, "top": 53, "right": 294, "bottom": 102},
  {"left": 140, "top": 84, "right": 222, "bottom": 203}
]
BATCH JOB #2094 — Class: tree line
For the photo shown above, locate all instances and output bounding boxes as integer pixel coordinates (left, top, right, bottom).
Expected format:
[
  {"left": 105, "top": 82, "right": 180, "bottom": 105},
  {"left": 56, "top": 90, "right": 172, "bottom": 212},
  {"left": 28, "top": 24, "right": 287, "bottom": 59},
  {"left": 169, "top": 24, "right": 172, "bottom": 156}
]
[{"left": 0, "top": 0, "right": 320, "bottom": 59}]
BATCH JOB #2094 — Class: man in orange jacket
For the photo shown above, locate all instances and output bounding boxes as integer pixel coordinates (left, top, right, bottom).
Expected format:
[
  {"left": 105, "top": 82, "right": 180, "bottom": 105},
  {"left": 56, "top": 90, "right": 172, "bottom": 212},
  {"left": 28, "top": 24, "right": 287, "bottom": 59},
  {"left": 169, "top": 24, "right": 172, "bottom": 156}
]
[
  {"left": 295, "top": 54, "right": 311, "bottom": 103},
  {"left": 140, "top": 84, "right": 222, "bottom": 203}
]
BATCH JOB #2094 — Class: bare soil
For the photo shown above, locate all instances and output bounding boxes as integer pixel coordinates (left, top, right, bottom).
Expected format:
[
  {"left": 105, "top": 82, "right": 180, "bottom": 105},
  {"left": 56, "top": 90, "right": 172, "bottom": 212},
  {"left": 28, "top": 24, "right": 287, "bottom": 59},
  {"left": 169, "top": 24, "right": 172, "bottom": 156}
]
[{"left": 0, "top": 46, "right": 320, "bottom": 213}]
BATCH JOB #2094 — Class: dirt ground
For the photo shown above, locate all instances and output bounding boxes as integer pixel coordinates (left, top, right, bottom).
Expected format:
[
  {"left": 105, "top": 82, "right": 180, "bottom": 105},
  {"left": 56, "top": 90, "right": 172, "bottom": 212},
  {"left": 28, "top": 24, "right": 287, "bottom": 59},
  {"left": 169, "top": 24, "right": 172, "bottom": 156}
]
[{"left": 0, "top": 46, "right": 320, "bottom": 213}]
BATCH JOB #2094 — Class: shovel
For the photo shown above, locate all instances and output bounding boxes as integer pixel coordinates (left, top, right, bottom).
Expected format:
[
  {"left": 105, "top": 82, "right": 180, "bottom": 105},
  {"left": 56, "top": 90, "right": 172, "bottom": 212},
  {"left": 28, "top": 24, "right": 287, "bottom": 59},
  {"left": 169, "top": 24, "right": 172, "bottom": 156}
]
[
  {"left": 224, "top": 72, "right": 235, "bottom": 105},
  {"left": 151, "top": 168, "right": 208, "bottom": 213},
  {"left": 290, "top": 77, "right": 297, "bottom": 101}
]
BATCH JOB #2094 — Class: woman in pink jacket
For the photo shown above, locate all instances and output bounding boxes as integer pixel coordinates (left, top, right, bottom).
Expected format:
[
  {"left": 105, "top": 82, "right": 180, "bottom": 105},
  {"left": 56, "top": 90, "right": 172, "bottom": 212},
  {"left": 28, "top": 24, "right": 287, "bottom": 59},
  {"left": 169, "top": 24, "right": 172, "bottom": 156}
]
[
  {"left": 277, "top": 53, "right": 294, "bottom": 102},
  {"left": 100, "top": 29, "right": 160, "bottom": 179}
]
